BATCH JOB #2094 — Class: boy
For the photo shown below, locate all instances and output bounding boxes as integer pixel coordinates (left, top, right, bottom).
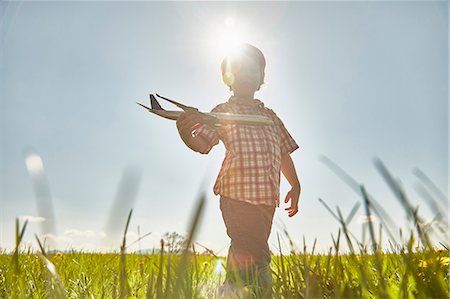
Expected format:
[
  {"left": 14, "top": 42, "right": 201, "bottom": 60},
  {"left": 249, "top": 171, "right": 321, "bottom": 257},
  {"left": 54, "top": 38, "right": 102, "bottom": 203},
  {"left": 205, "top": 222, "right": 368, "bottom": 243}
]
[{"left": 176, "top": 44, "right": 301, "bottom": 297}]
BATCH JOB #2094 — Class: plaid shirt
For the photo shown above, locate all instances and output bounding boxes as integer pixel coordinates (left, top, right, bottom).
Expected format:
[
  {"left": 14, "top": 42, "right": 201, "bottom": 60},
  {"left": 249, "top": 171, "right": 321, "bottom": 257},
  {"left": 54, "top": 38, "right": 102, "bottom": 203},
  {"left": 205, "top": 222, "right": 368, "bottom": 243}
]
[{"left": 193, "top": 96, "right": 299, "bottom": 207}]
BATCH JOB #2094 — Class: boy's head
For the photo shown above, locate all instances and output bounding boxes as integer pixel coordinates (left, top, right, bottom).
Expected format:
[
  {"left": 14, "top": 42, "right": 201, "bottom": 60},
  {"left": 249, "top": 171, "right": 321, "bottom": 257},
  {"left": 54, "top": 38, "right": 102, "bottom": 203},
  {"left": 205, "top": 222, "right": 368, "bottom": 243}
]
[{"left": 221, "top": 44, "right": 266, "bottom": 94}]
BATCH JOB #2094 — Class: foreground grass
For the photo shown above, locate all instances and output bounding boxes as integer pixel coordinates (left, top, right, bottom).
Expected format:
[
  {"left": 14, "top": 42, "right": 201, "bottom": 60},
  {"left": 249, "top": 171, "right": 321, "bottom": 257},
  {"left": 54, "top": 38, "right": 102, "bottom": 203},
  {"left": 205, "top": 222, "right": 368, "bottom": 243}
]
[
  {"left": 3, "top": 157, "right": 448, "bottom": 298},
  {"left": 271, "top": 248, "right": 449, "bottom": 298},
  {"left": 0, "top": 246, "right": 448, "bottom": 298},
  {"left": 0, "top": 252, "right": 224, "bottom": 298}
]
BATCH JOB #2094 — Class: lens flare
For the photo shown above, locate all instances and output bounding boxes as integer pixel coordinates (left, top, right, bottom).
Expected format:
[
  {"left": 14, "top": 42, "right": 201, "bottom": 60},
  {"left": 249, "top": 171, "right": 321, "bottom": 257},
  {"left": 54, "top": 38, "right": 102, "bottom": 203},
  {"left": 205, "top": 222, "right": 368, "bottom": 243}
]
[
  {"left": 215, "top": 259, "right": 225, "bottom": 274},
  {"left": 25, "top": 153, "right": 44, "bottom": 176},
  {"left": 218, "top": 30, "right": 241, "bottom": 56},
  {"left": 223, "top": 72, "right": 235, "bottom": 86},
  {"left": 209, "top": 16, "right": 247, "bottom": 60}
]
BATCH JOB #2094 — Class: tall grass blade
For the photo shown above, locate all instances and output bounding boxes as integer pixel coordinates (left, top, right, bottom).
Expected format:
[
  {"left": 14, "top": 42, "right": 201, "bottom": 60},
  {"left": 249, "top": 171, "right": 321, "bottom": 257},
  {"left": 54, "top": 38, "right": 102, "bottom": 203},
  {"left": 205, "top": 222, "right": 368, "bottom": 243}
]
[
  {"left": 336, "top": 207, "right": 355, "bottom": 254},
  {"left": 126, "top": 232, "right": 152, "bottom": 251},
  {"left": 317, "top": 198, "right": 340, "bottom": 222},
  {"left": 413, "top": 168, "right": 448, "bottom": 205},
  {"left": 415, "top": 184, "right": 445, "bottom": 222},
  {"left": 34, "top": 234, "right": 46, "bottom": 256},
  {"left": 12, "top": 218, "right": 28, "bottom": 275},
  {"left": 173, "top": 193, "right": 206, "bottom": 298},
  {"left": 373, "top": 158, "right": 431, "bottom": 248},
  {"left": 360, "top": 185, "right": 388, "bottom": 298},
  {"left": 105, "top": 166, "right": 142, "bottom": 246},
  {"left": 155, "top": 240, "right": 164, "bottom": 299},
  {"left": 40, "top": 254, "right": 67, "bottom": 298},
  {"left": 345, "top": 202, "right": 360, "bottom": 225},
  {"left": 119, "top": 209, "right": 133, "bottom": 299},
  {"left": 321, "top": 155, "right": 398, "bottom": 241}
]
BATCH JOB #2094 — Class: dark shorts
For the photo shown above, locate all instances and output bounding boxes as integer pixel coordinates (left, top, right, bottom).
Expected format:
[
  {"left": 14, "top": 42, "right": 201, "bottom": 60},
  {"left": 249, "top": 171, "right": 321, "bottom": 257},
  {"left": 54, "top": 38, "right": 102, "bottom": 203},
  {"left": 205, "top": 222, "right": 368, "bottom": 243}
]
[{"left": 220, "top": 196, "right": 276, "bottom": 270}]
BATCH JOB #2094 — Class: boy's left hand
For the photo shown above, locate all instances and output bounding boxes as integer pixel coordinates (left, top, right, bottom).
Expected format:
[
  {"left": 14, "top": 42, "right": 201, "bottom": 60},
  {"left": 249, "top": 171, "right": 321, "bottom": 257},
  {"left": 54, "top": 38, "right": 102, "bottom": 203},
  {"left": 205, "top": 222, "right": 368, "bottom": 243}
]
[{"left": 284, "top": 185, "right": 300, "bottom": 217}]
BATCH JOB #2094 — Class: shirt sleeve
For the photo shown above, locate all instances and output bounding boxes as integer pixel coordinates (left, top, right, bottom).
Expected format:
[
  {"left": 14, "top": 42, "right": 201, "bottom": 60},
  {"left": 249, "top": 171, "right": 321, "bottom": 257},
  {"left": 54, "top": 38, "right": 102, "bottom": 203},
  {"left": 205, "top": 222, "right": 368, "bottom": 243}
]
[
  {"left": 274, "top": 114, "right": 299, "bottom": 156},
  {"left": 192, "top": 105, "right": 222, "bottom": 154}
]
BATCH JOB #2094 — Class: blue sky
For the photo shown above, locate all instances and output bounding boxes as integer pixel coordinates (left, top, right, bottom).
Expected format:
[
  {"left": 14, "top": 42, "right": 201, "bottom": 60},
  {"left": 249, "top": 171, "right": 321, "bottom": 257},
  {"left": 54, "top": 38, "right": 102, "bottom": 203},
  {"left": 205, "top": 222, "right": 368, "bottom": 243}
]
[{"left": 1, "top": 1, "right": 448, "bottom": 253}]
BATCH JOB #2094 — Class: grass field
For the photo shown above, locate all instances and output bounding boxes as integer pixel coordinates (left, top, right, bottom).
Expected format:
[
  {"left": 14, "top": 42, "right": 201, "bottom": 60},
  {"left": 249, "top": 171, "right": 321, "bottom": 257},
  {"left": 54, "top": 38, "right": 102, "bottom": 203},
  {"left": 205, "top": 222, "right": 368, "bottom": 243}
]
[
  {"left": 1, "top": 240, "right": 449, "bottom": 298},
  {"left": 1, "top": 158, "right": 448, "bottom": 298}
]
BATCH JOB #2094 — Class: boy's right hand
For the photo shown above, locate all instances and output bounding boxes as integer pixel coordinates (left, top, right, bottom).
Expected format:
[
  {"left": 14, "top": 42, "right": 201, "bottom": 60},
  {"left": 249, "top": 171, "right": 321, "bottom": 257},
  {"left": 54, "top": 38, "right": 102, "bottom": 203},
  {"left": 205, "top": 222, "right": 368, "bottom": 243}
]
[{"left": 176, "top": 111, "right": 204, "bottom": 142}]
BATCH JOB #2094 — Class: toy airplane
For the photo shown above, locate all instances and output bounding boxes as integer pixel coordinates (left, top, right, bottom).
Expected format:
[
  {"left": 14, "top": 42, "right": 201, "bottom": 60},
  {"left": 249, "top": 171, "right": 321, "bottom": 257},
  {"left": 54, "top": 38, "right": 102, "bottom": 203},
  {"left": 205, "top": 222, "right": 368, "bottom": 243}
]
[{"left": 137, "top": 94, "right": 274, "bottom": 126}]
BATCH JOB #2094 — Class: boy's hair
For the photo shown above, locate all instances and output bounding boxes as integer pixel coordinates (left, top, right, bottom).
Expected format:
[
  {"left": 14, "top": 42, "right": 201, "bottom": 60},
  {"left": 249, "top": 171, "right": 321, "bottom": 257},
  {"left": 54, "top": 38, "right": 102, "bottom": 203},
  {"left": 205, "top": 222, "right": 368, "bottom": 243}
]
[{"left": 221, "top": 43, "right": 266, "bottom": 91}]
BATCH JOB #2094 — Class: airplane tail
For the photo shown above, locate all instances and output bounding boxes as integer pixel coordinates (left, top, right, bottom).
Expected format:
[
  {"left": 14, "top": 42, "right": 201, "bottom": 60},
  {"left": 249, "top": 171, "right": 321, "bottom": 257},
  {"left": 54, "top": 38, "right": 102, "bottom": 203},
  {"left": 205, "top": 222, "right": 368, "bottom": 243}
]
[{"left": 150, "top": 94, "right": 164, "bottom": 110}]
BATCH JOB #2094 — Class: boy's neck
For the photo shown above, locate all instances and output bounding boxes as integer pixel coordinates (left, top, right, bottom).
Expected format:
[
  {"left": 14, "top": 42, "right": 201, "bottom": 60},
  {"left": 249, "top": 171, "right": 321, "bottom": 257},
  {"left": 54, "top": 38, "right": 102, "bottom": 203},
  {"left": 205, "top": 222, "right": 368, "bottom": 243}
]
[{"left": 232, "top": 91, "right": 255, "bottom": 101}]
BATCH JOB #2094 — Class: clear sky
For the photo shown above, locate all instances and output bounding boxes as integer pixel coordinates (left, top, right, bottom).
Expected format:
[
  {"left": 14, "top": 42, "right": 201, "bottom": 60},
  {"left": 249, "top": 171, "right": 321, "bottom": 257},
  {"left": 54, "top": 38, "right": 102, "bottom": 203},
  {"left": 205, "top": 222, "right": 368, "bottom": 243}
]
[{"left": 1, "top": 1, "right": 448, "bottom": 254}]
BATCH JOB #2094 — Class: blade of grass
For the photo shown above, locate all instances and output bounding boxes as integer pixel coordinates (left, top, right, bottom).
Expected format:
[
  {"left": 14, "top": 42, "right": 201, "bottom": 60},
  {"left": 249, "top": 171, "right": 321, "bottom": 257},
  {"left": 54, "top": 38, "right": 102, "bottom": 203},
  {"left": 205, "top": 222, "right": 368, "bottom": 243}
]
[
  {"left": 361, "top": 185, "right": 387, "bottom": 298},
  {"left": 413, "top": 168, "right": 447, "bottom": 205},
  {"left": 321, "top": 155, "right": 398, "bottom": 241},
  {"left": 119, "top": 209, "right": 133, "bottom": 299},
  {"left": 39, "top": 254, "right": 67, "bottom": 298},
  {"left": 34, "top": 234, "right": 46, "bottom": 256},
  {"left": 374, "top": 158, "right": 431, "bottom": 248},
  {"left": 173, "top": 193, "right": 206, "bottom": 298}
]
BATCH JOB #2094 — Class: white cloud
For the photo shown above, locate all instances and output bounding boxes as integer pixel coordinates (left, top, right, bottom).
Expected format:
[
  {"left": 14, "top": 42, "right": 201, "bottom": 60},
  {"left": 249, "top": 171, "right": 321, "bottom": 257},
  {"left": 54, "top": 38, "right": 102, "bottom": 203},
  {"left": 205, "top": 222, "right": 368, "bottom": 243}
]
[
  {"left": 41, "top": 233, "right": 73, "bottom": 244},
  {"left": 41, "top": 233, "right": 58, "bottom": 241},
  {"left": 64, "top": 229, "right": 83, "bottom": 237},
  {"left": 84, "top": 230, "right": 96, "bottom": 238}
]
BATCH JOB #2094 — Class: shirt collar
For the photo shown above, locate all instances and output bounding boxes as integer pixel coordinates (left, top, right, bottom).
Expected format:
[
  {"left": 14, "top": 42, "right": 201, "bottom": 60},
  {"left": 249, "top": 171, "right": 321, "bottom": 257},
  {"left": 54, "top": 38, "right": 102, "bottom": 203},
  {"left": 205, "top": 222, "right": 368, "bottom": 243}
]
[{"left": 228, "top": 96, "right": 265, "bottom": 108}]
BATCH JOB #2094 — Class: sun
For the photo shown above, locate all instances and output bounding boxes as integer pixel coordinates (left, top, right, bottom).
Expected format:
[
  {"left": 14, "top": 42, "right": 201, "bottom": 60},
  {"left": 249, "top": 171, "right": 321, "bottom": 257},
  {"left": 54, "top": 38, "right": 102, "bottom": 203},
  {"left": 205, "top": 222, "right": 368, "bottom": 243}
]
[
  {"left": 204, "top": 16, "right": 250, "bottom": 88},
  {"left": 212, "top": 17, "right": 245, "bottom": 59},
  {"left": 218, "top": 31, "right": 240, "bottom": 57}
]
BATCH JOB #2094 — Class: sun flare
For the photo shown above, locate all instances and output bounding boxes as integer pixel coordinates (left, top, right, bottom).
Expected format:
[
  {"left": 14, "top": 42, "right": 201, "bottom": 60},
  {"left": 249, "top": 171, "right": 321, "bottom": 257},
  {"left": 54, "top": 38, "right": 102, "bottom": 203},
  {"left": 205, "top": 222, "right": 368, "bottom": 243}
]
[
  {"left": 25, "top": 153, "right": 44, "bottom": 176},
  {"left": 211, "top": 17, "right": 246, "bottom": 59}
]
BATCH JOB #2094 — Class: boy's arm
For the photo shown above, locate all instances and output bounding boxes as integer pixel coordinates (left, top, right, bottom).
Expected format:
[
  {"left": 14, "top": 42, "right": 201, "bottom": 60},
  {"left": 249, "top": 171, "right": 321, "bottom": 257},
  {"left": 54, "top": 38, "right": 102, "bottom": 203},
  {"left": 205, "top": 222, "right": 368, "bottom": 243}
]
[
  {"left": 176, "top": 111, "right": 214, "bottom": 154},
  {"left": 281, "top": 153, "right": 301, "bottom": 217}
]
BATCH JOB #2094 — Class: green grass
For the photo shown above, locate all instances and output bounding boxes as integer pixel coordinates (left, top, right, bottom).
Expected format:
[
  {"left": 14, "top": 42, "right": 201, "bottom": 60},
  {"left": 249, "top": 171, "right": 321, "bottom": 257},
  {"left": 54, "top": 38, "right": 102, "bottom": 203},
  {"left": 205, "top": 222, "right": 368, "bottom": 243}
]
[
  {"left": 0, "top": 246, "right": 448, "bottom": 298},
  {"left": 0, "top": 251, "right": 224, "bottom": 298},
  {"left": 2, "top": 158, "right": 448, "bottom": 298}
]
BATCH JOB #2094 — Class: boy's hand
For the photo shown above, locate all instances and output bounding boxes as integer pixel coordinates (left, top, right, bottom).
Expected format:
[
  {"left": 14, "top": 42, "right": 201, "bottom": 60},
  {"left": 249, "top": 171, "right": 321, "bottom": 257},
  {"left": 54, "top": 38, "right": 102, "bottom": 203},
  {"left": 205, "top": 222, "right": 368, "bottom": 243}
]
[
  {"left": 284, "top": 184, "right": 301, "bottom": 217},
  {"left": 176, "top": 111, "right": 204, "bottom": 142}
]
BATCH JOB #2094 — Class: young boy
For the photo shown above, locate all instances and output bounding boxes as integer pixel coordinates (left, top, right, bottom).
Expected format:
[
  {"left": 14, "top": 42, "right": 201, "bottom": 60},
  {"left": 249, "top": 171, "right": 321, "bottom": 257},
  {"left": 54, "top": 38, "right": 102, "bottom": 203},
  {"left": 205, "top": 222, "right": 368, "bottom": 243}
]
[{"left": 176, "top": 44, "right": 301, "bottom": 297}]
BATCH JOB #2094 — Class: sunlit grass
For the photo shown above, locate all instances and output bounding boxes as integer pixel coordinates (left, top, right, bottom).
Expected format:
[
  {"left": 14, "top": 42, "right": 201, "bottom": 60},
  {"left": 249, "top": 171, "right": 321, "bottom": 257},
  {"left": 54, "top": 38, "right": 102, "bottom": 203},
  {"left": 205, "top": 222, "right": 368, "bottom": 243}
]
[
  {"left": 1, "top": 157, "right": 448, "bottom": 298},
  {"left": 1, "top": 241, "right": 448, "bottom": 298}
]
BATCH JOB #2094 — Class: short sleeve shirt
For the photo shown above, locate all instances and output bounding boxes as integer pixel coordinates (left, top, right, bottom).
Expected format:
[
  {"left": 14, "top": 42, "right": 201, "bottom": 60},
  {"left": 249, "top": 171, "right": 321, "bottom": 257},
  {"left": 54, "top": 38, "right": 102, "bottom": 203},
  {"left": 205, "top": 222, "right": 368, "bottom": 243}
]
[{"left": 194, "top": 96, "right": 299, "bottom": 207}]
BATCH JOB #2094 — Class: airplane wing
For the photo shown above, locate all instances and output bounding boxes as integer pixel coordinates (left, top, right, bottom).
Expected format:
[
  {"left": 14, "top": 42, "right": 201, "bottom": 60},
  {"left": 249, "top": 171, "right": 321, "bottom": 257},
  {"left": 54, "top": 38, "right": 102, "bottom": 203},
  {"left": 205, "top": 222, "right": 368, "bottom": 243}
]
[
  {"left": 154, "top": 93, "right": 197, "bottom": 111},
  {"left": 136, "top": 102, "right": 182, "bottom": 121},
  {"left": 138, "top": 95, "right": 217, "bottom": 124},
  {"left": 137, "top": 94, "right": 274, "bottom": 126}
]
